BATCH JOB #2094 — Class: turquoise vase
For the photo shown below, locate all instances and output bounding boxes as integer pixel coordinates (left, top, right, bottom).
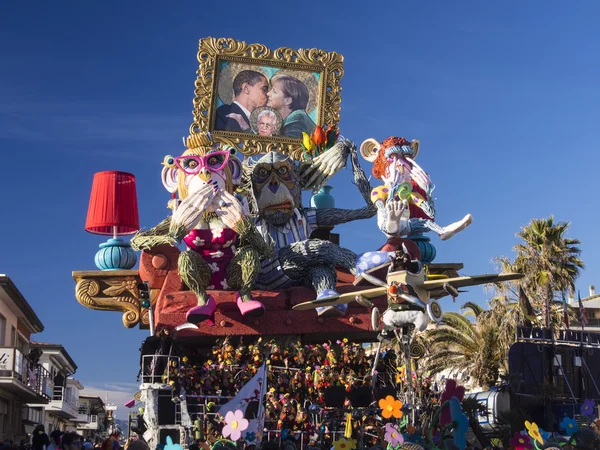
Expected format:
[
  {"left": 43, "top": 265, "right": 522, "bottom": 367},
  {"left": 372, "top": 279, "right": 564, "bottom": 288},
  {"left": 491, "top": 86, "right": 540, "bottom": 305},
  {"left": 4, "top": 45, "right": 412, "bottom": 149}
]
[
  {"left": 407, "top": 234, "right": 436, "bottom": 264},
  {"left": 310, "top": 186, "right": 335, "bottom": 209},
  {"left": 94, "top": 238, "right": 137, "bottom": 270}
]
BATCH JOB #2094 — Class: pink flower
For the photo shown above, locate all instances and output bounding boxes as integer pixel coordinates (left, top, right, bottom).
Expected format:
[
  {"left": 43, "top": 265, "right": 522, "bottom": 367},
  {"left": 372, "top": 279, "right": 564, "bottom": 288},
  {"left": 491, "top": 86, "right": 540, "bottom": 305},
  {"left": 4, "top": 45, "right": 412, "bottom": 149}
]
[
  {"left": 222, "top": 410, "right": 249, "bottom": 441},
  {"left": 384, "top": 423, "right": 404, "bottom": 447},
  {"left": 439, "top": 379, "right": 465, "bottom": 427},
  {"left": 509, "top": 432, "right": 532, "bottom": 449}
]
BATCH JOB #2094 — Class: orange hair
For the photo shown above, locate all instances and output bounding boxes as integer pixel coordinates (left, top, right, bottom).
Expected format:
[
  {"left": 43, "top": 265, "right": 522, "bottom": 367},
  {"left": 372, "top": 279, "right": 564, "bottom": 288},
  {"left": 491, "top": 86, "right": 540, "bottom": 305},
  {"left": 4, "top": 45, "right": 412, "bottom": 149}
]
[{"left": 372, "top": 137, "right": 411, "bottom": 179}]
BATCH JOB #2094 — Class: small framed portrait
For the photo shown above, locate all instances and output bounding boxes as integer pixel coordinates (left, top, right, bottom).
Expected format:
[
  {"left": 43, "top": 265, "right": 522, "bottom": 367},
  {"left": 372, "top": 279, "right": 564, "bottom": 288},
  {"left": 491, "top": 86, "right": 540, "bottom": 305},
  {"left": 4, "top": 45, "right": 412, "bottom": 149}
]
[{"left": 190, "top": 37, "right": 344, "bottom": 158}]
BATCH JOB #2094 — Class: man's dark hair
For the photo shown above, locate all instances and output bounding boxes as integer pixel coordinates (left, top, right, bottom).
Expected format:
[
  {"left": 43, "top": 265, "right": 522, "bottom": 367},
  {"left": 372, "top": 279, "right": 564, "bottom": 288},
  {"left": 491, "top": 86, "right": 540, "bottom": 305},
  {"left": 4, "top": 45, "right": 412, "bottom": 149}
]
[
  {"left": 62, "top": 432, "right": 81, "bottom": 447},
  {"left": 232, "top": 70, "right": 266, "bottom": 97}
]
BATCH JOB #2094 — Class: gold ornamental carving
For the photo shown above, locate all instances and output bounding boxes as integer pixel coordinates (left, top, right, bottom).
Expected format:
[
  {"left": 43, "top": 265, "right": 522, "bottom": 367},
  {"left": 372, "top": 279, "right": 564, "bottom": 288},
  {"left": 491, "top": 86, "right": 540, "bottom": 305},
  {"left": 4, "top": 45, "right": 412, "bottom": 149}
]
[
  {"left": 73, "top": 270, "right": 142, "bottom": 328},
  {"left": 191, "top": 37, "right": 344, "bottom": 159}
]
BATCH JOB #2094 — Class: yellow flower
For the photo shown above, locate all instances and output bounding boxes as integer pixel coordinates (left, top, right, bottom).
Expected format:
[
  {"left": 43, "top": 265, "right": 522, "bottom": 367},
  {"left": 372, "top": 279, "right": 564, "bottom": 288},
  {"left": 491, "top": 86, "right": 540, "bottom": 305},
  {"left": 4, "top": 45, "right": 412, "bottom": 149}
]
[
  {"left": 525, "top": 421, "right": 543, "bottom": 445},
  {"left": 332, "top": 438, "right": 356, "bottom": 450},
  {"left": 378, "top": 395, "right": 403, "bottom": 419},
  {"left": 182, "top": 356, "right": 188, "bottom": 363},
  {"left": 302, "top": 132, "right": 315, "bottom": 152}
]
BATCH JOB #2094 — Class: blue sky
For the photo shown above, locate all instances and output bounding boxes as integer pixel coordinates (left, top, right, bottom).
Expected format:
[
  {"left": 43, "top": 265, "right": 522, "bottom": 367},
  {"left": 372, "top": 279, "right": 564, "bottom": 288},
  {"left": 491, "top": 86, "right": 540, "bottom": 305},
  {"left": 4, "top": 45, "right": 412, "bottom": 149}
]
[{"left": 1, "top": 2, "right": 600, "bottom": 418}]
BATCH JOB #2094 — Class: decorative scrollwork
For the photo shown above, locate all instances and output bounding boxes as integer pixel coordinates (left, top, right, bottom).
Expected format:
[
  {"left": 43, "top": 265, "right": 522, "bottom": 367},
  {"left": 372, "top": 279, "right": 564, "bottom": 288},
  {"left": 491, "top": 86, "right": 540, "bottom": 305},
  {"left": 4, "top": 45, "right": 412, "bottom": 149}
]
[
  {"left": 191, "top": 37, "right": 344, "bottom": 159},
  {"left": 73, "top": 271, "right": 141, "bottom": 328}
]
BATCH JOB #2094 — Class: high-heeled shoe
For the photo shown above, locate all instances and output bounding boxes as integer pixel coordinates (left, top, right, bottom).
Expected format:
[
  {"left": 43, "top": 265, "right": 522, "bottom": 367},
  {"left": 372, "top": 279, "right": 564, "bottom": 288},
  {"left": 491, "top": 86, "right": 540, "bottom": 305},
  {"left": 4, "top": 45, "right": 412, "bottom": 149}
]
[
  {"left": 236, "top": 293, "right": 265, "bottom": 317},
  {"left": 186, "top": 295, "right": 216, "bottom": 325}
]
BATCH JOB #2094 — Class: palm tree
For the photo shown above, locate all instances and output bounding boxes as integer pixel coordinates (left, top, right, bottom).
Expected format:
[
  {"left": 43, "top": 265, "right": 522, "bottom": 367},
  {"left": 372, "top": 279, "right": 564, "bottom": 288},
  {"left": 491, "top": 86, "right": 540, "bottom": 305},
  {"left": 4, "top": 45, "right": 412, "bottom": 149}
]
[
  {"left": 423, "top": 302, "right": 501, "bottom": 390},
  {"left": 496, "top": 216, "right": 584, "bottom": 328}
]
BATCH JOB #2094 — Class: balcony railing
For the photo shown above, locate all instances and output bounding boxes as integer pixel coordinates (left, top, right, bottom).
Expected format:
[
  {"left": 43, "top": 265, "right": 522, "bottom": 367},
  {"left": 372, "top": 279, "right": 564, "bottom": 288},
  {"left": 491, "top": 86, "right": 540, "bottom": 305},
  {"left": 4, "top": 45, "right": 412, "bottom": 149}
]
[
  {"left": 53, "top": 386, "right": 78, "bottom": 408},
  {"left": 141, "top": 355, "right": 180, "bottom": 384},
  {"left": 0, "top": 347, "right": 53, "bottom": 400}
]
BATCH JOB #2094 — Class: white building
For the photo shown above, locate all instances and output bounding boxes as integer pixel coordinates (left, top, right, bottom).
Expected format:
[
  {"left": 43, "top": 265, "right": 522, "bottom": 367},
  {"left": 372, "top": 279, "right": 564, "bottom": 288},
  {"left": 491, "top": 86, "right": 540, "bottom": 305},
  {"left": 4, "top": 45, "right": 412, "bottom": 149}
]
[
  {"left": 28, "top": 343, "right": 83, "bottom": 433},
  {"left": 0, "top": 275, "right": 52, "bottom": 441},
  {"left": 77, "top": 395, "right": 107, "bottom": 437}
]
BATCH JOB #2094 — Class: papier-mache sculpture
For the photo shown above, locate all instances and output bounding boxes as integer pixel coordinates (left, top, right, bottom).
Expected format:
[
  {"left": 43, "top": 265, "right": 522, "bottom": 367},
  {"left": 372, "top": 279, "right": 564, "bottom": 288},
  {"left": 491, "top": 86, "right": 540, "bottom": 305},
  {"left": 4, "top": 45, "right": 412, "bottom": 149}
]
[
  {"left": 360, "top": 136, "right": 472, "bottom": 243},
  {"left": 131, "top": 132, "right": 273, "bottom": 324},
  {"left": 240, "top": 138, "right": 376, "bottom": 317}
]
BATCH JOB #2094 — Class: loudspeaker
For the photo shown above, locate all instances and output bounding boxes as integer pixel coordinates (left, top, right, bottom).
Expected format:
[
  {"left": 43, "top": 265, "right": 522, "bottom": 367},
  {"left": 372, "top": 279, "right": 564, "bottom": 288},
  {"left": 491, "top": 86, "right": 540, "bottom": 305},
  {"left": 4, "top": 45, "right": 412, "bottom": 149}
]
[
  {"left": 159, "top": 428, "right": 180, "bottom": 444},
  {"left": 324, "top": 386, "right": 346, "bottom": 408},
  {"left": 350, "top": 385, "right": 372, "bottom": 407},
  {"left": 157, "top": 391, "right": 176, "bottom": 425}
]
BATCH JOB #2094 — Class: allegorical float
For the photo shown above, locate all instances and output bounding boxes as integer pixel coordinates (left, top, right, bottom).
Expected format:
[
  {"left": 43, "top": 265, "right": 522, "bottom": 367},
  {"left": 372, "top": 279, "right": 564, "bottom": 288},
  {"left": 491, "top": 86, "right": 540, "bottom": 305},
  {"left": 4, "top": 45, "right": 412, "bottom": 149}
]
[{"left": 74, "top": 37, "right": 600, "bottom": 450}]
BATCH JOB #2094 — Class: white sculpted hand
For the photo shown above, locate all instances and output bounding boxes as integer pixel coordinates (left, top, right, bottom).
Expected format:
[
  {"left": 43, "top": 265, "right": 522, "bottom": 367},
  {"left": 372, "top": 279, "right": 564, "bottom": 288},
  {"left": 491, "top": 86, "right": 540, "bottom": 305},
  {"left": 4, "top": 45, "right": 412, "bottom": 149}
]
[
  {"left": 226, "top": 113, "right": 249, "bottom": 131},
  {"left": 170, "top": 184, "right": 216, "bottom": 234},
  {"left": 405, "top": 157, "right": 432, "bottom": 196},
  {"left": 385, "top": 199, "right": 408, "bottom": 235},
  {"left": 301, "top": 141, "right": 349, "bottom": 189},
  {"left": 214, "top": 191, "right": 246, "bottom": 231}
]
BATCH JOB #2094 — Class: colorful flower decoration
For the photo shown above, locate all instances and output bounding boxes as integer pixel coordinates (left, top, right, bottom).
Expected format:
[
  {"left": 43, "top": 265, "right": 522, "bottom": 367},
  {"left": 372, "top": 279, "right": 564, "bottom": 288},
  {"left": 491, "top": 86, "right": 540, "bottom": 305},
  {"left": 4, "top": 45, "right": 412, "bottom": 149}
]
[
  {"left": 301, "top": 125, "right": 339, "bottom": 158},
  {"left": 244, "top": 432, "right": 256, "bottom": 443},
  {"left": 525, "top": 421, "right": 544, "bottom": 446},
  {"left": 449, "top": 397, "right": 469, "bottom": 450},
  {"left": 379, "top": 395, "right": 403, "bottom": 419},
  {"left": 538, "top": 428, "right": 550, "bottom": 442},
  {"left": 332, "top": 438, "right": 357, "bottom": 450},
  {"left": 509, "top": 432, "right": 533, "bottom": 450},
  {"left": 559, "top": 417, "right": 578, "bottom": 436},
  {"left": 440, "top": 379, "right": 466, "bottom": 426},
  {"left": 384, "top": 423, "right": 404, "bottom": 447},
  {"left": 222, "top": 410, "right": 249, "bottom": 441},
  {"left": 581, "top": 398, "right": 595, "bottom": 416}
]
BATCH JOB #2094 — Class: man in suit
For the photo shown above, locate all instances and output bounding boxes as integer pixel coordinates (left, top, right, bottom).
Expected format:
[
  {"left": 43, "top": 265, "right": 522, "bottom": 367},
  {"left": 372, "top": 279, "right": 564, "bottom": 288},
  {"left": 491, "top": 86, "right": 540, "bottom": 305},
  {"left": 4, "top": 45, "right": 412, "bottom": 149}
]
[{"left": 215, "top": 70, "right": 268, "bottom": 132}]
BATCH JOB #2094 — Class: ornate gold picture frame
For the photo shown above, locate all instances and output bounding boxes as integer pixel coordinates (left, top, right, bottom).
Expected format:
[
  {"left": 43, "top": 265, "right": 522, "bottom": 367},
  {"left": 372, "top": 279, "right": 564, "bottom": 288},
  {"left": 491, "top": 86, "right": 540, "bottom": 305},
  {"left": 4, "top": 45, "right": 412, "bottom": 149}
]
[{"left": 190, "top": 37, "right": 344, "bottom": 158}]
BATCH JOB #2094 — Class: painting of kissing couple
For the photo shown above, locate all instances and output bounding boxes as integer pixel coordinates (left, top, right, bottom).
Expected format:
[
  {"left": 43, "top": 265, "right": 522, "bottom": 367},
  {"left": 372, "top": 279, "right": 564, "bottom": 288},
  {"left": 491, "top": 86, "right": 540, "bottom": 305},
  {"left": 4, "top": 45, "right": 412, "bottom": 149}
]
[
  {"left": 215, "top": 65, "right": 319, "bottom": 139},
  {"left": 190, "top": 37, "right": 344, "bottom": 157}
]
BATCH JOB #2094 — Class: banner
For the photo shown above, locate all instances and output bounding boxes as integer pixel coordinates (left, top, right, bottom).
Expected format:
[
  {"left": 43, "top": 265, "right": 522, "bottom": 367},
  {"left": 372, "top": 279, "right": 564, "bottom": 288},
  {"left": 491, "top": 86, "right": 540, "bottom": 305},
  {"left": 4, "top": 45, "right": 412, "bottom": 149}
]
[{"left": 218, "top": 363, "right": 267, "bottom": 443}]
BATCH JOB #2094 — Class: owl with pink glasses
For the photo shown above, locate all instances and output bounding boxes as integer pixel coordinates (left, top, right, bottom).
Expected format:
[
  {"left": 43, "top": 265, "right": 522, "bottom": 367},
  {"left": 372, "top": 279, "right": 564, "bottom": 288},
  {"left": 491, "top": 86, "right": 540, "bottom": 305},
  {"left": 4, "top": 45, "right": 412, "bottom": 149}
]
[{"left": 131, "top": 132, "right": 273, "bottom": 325}]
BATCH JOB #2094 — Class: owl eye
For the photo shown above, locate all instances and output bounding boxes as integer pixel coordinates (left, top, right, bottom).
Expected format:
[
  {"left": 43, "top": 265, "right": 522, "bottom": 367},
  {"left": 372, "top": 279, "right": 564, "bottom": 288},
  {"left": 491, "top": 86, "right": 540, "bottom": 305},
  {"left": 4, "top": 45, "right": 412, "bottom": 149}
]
[
  {"left": 163, "top": 155, "right": 176, "bottom": 167},
  {"left": 258, "top": 168, "right": 269, "bottom": 177},
  {"left": 277, "top": 166, "right": 289, "bottom": 176}
]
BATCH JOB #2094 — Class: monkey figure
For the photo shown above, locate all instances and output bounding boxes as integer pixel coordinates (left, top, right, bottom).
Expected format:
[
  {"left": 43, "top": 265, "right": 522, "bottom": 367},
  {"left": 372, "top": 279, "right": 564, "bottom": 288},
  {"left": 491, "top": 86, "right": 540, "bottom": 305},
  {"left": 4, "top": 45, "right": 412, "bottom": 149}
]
[
  {"left": 240, "top": 139, "right": 376, "bottom": 317},
  {"left": 360, "top": 136, "right": 472, "bottom": 245},
  {"left": 131, "top": 133, "right": 273, "bottom": 324}
]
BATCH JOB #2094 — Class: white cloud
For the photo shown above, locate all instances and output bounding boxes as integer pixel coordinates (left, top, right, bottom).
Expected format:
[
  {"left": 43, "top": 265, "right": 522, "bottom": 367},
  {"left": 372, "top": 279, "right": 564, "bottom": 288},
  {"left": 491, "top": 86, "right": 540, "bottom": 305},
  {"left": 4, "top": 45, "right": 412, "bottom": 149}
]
[{"left": 80, "top": 381, "right": 141, "bottom": 420}]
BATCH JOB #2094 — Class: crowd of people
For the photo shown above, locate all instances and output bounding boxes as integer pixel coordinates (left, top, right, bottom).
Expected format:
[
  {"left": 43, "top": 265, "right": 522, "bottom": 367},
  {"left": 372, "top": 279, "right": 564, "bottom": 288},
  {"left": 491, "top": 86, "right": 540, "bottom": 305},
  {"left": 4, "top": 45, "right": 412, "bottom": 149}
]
[{"left": 141, "top": 332, "right": 442, "bottom": 447}]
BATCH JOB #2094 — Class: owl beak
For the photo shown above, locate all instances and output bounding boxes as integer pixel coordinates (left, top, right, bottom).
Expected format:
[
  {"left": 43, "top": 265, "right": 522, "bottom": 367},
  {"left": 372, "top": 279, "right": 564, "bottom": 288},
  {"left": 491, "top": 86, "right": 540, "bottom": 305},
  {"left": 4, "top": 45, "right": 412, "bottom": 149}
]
[{"left": 199, "top": 168, "right": 211, "bottom": 182}]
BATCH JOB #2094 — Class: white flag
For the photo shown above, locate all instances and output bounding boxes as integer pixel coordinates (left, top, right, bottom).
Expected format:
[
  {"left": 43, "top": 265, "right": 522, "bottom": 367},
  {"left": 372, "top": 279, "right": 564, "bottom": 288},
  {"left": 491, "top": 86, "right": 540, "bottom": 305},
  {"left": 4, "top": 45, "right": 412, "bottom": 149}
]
[{"left": 218, "top": 363, "right": 267, "bottom": 443}]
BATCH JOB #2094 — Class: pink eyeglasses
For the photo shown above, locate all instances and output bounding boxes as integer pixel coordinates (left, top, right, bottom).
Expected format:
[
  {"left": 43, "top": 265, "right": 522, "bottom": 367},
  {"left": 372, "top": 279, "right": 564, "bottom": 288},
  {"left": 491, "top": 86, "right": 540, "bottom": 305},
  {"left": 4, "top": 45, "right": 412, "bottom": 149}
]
[{"left": 174, "top": 151, "right": 230, "bottom": 175}]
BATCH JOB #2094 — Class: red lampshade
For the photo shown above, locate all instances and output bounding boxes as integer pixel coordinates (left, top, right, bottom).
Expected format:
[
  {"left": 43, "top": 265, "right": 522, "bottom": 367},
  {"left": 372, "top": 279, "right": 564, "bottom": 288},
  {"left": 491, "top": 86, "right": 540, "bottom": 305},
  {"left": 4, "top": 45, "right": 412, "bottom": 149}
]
[{"left": 85, "top": 171, "right": 140, "bottom": 235}]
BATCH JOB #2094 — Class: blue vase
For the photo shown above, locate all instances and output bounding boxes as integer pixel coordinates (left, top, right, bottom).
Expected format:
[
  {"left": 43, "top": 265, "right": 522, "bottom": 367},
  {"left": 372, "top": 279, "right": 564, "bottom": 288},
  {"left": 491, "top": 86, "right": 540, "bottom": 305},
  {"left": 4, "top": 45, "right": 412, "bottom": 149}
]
[
  {"left": 407, "top": 234, "right": 436, "bottom": 264},
  {"left": 310, "top": 186, "right": 335, "bottom": 209},
  {"left": 94, "top": 238, "right": 137, "bottom": 270}
]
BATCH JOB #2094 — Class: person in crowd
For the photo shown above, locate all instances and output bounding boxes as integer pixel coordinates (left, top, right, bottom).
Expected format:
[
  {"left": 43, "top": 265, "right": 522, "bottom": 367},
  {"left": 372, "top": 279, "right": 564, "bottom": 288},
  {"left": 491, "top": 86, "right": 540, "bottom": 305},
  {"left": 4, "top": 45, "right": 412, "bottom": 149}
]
[
  {"left": 61, "top": 433, "right": 82, "bottom": 450},
  {"left": 48, "top": 430, "right": 62, "bottom": 450},
  {"left": 32, "top": 425, "right": 50, "bottom": 450}
]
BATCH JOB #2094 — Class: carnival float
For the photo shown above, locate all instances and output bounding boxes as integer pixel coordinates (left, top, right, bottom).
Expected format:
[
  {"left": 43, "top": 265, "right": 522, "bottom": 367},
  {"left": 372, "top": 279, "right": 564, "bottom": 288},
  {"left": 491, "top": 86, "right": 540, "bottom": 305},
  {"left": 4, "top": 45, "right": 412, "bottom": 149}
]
[{"left": 73, "top": 37, "right": 600, "bottom": 450}]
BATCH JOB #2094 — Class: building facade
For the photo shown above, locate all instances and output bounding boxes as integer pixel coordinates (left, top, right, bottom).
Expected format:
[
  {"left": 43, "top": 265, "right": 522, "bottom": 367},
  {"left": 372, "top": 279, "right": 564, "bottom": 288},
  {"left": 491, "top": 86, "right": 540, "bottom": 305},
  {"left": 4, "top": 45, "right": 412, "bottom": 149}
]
[
  {"left": 28, "top": 343, "right": 81, "bottom": 433},
  {"left": 77, "top": 395, "right": 107, "bottom": 437},
  {"left": 0, "top": 275, "right": 52, "bottom": 441}
]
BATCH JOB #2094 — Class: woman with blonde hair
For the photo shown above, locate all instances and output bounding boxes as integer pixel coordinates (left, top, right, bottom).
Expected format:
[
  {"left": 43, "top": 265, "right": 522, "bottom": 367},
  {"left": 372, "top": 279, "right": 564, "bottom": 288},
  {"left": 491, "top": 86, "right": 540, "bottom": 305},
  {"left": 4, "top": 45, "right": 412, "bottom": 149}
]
[{"left": 267, "top": 74, "right": 315, "bottom": 138}]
